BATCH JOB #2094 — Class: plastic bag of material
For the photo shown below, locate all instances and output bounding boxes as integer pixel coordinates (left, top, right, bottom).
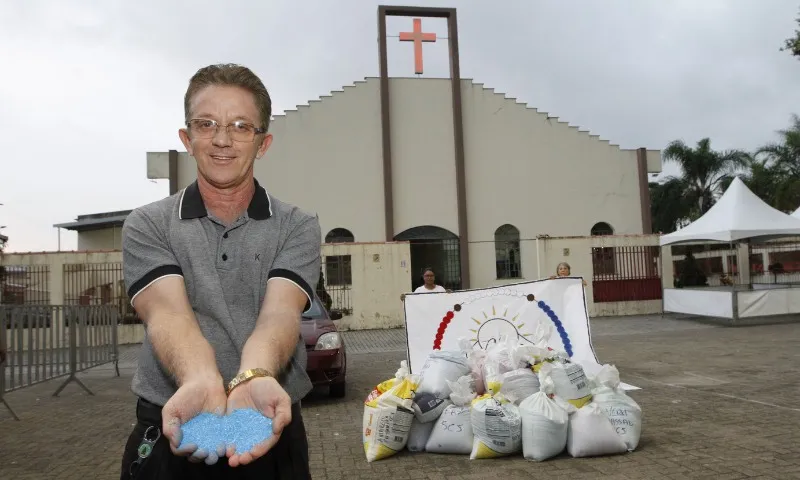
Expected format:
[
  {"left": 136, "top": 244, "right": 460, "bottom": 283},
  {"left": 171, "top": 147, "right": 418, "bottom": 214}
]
[
  {"left": 566, "top": 403, "right": 628, "bottom": 458},
  {"left": 589, "top": 365, "right": 642, "bottom": 451},
  {"left": 412, "top": 392, "right": 452, "bottom": 423},
  {"left": 417, "top": 350, "right": 472, "bottom": 399},
  {"left": 509, "top": 322, "right": 554, "bottom": 368},
  {"left": 469, "top": 394, "right": 522, "bottom": 459},
  {"left": 539, "top": 361, "right": 592, "bottom": 408},
  {"left": 499, "top": 368, "right": 540, "bottom": 405},
  {"left": 518, "top": 370, "right": 573, "bottom": 461},
  {"left": 363, "top": 368, "right": 419, "bottom": 462},
  {"left": 364, "top": 361, "right": 411, "bottom": 407},
  {"left": 446, "top": 375, "right": 477, "bottom": 407},
  {"left": 406, "top": 417, "right": 436, "bottom": 452},
  {"left": 458, "top": 338, "right": 487, "bottom": 396},
  {"left": 482, "top": 336, "right": 519, "bottom": 395}
]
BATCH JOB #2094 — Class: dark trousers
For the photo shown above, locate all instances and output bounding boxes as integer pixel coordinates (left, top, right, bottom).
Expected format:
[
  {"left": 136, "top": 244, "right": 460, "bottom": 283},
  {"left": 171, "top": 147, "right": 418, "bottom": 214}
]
[{"left": 120, "top": 398, "right": 311, "bottom": 480}]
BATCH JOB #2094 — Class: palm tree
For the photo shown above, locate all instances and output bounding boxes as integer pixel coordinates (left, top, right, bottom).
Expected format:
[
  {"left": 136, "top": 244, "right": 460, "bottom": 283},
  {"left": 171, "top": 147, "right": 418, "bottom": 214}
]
[
  {"left": 663, "top": 138, "right": 750, "bottom": 216},
  {"left": 649, "top": 178, "right": 693, "bottom": 233},
  {"left": 755, "top": 114, "right": 800, "bottom": 212}
]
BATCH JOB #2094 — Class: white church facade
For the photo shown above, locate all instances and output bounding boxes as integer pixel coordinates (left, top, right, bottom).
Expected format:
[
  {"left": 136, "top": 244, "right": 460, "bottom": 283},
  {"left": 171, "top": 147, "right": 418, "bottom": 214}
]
[
  {"left": 146, "top": 6, "right": 661, "bottom": 292},
  {"left": 146, "top": 75, "right": 661, "bottom": 290}
]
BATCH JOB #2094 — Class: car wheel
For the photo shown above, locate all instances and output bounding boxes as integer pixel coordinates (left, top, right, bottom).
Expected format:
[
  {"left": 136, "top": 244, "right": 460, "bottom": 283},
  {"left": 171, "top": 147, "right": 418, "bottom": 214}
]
[{"left": 329, "top": 381, "right": 346, "bottom": 398}]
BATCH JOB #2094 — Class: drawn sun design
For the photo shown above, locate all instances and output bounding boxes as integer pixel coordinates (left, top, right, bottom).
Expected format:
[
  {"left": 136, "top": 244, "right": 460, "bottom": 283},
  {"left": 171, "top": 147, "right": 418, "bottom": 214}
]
[{"left": 469, "top": 304, "right": 535, "bottom": 349}]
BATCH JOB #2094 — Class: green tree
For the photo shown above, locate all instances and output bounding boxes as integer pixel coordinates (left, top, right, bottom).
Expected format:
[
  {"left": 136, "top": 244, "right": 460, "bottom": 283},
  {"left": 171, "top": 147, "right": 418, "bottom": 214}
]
[
  {"left": 649, "top": 178, "right": 693, "bottom": 233},
  {"left": 782, "top": 8, "right": 800, "bottom": 58},
  {"left": 755, "top": 114, "right": 800, "bottom": 211},
  {"left": 662, "top": 138, "right": 750, "bottom": 215}
]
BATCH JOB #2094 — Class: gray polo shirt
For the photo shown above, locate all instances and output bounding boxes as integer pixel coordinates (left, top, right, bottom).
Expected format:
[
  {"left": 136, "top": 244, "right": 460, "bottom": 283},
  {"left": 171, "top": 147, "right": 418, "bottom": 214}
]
[{"left": 122, "top": 179, "right": 321, "bottom": 406}]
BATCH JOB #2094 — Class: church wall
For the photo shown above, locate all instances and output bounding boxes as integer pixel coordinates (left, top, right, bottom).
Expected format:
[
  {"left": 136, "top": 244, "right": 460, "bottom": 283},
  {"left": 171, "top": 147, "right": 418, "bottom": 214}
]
[
  {"left": 460, "top": 80, "right": 647, "bottom": 288},
  {"left": 162, "top": 77, "right": 657, "bottom": 292},
  {"left": 388, "top": 79, "right": 459, "bottom": 236}
]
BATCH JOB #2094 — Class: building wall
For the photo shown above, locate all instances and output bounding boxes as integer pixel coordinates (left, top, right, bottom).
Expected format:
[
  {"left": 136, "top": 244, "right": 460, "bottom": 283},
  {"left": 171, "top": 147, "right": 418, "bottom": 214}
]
[
  {"left": 77, "top": 227, "right": 122, "bottom": 251},
  {"left": 1, "top": 242, "right": 413, "bottom": 342},
  {"left": 148, "top": 77, "right": 662, "bottom": 289}
]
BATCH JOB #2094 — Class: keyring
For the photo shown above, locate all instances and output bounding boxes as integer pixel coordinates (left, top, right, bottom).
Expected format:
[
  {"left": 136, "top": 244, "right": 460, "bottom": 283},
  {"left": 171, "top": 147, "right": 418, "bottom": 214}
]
[{"left": 129, "top": 426, "right": 162, "bottom": 477}]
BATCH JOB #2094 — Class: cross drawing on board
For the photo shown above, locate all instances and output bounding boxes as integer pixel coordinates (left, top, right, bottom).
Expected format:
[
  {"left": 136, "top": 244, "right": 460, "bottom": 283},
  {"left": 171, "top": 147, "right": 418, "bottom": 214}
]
[{"left": 399, "top": 18, "right": 436, "bottom": 74}]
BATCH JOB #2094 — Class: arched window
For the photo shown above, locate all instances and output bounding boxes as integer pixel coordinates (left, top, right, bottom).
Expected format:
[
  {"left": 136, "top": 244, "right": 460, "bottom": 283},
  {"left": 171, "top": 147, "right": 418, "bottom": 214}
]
[
  {"left": 325, "top": 228, "right": 354, "bottom": 243},
  {"left": 495, "top": 224, "right": 521, "bottom": 279},
  {"left": 591, "top": 222, "right": 614, "bottom": 236},
  {"left": 323, "top": 228, "right": 354, "bottom": 293},
  {"left": 590, "top": 222, "right": 615, "bottom": 276}
]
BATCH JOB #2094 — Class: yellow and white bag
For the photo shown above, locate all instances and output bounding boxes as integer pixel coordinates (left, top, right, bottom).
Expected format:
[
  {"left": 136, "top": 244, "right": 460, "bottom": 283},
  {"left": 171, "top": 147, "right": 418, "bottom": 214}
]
[
  {"left": 363, "top": 363, "right": 419, "bottom": 462},
  {"left": 469, "top": 394, "right": 522, "bottom": 459}
]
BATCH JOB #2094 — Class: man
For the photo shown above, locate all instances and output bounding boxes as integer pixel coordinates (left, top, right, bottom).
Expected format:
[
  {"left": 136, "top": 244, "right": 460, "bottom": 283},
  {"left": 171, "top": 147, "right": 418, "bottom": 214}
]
[{"left": 119, "top": 64, "right": 321, "bottom": 479}]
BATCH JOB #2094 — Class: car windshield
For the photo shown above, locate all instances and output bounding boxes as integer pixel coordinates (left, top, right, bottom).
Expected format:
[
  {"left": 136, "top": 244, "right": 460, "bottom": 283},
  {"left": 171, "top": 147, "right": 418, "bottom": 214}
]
[{"left": 302, "top": 298, "right": 325, "bottom": 319}]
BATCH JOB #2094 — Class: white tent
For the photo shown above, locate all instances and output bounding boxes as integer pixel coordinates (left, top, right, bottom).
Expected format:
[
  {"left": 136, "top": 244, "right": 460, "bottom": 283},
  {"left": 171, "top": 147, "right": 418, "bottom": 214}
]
[
  {"left": 793, "top": 205, "right": 800, "bottom": 219},
  {"left": 660, "top": 177, "right": 800, "bottom": 246}
]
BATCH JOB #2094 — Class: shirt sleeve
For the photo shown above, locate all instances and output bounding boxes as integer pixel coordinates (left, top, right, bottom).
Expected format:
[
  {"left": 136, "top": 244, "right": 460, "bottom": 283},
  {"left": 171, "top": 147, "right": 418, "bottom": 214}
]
[
  {"left": 267, "top": 212, "right": 321, "bottom": 313},
  {"left": 122, "top": 208, "right": 183, "bottom": 306}
]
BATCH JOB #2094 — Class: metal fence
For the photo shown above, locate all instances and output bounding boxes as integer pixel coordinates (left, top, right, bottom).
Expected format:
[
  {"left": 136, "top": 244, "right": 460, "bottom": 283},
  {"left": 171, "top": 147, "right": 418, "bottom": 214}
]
[
  {"left": 63, "top": 262, "right": 140, "bottom": 324},
  {"left": 749, "top": 241, "right": 800, "bottom": 285},
  {"left": 0, "top": 305, "right": 119, "bottom": 420},
  {"left": 591, "top": 245, "right": 662, "bottom": 303},
  {"left": 0, "top": 264, "right": 51, "bottom": 304},
  {"left": 320, "top": 256, "right": 353, "bottom": 316}
]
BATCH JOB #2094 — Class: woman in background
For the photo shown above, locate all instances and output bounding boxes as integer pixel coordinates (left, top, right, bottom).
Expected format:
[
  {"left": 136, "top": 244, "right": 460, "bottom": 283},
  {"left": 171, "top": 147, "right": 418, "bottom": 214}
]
[
  {"left": 401, "top": 267, "right": 449, "bottom": 301},
  {"left": 550, "top": 262, "right": 588, "bottom": 286}
]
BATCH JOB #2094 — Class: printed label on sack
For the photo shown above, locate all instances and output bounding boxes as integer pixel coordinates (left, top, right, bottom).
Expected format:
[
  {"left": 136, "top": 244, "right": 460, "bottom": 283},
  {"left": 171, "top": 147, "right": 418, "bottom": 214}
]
[{"left": 376, "top": 406, "right": 413, "bottom": 449}]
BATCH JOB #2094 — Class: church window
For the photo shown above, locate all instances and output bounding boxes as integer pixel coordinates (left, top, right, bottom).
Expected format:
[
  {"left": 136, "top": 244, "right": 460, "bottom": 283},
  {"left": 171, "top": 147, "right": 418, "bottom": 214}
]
[
  {"left": 324, "top": 228, "right": 354, "bottom": 287},
  {"left": 495, "top": 224, "right": 521, "bottom": 279}
]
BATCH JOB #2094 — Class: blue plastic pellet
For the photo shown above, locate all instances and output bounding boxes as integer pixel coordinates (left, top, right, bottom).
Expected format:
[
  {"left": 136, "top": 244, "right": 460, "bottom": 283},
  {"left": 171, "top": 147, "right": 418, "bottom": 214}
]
[{"left": 179, "top": 408, "right": 273, "bottom": 456}]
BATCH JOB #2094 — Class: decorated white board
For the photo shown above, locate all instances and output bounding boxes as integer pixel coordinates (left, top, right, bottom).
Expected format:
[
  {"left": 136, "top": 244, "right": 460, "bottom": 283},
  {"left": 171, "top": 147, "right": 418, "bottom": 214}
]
[{"left": 402, "top": 277, "right": 638, "bottom": 390}]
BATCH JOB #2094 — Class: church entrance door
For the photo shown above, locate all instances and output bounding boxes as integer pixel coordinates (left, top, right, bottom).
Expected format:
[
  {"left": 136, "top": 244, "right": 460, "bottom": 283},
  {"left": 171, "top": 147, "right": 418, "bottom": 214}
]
[{"left": 395, "top": 226, "right": 462, "bottom": 292}]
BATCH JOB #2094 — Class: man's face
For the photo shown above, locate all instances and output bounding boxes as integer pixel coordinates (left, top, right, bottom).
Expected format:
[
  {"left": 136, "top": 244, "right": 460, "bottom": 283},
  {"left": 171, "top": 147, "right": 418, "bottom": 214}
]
[{"left": 179, "top": 85, "right": 272, "bottom": 189}]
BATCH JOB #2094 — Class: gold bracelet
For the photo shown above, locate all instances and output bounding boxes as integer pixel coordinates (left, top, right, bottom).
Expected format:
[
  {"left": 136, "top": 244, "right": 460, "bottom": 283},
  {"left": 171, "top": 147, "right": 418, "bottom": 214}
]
[{"left": 226, "top": 368, "right": 271, "bottom": 395}]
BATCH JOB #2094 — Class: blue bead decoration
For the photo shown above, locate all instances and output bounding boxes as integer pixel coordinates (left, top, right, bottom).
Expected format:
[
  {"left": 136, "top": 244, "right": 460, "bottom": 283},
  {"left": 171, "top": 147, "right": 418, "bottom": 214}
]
[{"left": 534, "top": 298, "right": 573, "bottom": 357}]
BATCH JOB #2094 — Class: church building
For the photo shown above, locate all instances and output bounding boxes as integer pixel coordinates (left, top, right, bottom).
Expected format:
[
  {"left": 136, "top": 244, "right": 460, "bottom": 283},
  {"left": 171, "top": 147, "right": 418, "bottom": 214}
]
[{"left": 145, "top": 6, "right": 661, "bottom": 291}]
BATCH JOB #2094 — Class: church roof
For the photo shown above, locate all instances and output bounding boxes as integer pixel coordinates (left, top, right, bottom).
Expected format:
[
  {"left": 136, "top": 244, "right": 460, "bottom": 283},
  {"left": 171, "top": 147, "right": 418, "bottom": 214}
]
[{"left": 272, "top": 77, "right": 629, "bottom": 149}]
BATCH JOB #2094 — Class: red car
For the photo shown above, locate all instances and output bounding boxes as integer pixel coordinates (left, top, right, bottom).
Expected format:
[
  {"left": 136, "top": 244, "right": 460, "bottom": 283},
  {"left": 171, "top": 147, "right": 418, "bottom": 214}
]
[{"left": 301, "top": 295, "right": 347, "bottom": 398}]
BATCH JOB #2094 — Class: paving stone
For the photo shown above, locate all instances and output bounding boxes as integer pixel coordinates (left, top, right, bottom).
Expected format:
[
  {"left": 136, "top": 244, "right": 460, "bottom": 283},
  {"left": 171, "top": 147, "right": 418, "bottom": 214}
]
[{"left": 2, "top": 317, "right": 800, "bottom": 479}]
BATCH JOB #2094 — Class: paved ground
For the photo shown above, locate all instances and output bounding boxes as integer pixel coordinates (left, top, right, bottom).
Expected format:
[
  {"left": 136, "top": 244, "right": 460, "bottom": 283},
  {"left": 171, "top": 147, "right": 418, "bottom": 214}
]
[{"left": 2, "top": 314, "right": 800, "bottom": 479}]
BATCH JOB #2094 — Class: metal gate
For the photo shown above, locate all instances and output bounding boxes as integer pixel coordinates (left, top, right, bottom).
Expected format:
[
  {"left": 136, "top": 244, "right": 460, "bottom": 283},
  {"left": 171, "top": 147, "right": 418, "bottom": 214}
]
[{"left": 407, "top": 239, "right": 462, "bottom": 291}]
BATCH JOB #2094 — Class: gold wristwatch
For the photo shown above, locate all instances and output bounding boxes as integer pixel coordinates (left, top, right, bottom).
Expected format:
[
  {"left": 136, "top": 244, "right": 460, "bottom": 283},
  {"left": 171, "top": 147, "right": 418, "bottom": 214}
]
[{"left": 226, "top": 368, "right": 271, "bottom": 395}]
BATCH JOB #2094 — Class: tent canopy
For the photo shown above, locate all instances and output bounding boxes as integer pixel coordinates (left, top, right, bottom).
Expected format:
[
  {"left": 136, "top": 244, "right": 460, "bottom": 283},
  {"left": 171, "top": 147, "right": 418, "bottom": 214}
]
[
  {"left": 793, "top": 205, "right": 800, "bottom": 219},
  {"left": 660, "top": 177, "right": 800, "bottom": 246}
]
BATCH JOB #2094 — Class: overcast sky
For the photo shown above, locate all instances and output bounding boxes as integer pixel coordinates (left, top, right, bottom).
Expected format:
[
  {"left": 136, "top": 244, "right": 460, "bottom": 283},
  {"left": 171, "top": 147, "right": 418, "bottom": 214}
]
[{"left": 1, "top": 0, "right": 798, "bottom": 252}]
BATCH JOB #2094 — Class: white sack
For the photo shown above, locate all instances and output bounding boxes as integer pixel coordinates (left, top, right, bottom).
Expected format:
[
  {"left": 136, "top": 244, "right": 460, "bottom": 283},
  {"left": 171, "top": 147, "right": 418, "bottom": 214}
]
[
  {"left": 407, "top": 418, "right": 436, "bottom": 452},
  {"left": 590, "top": 365, "right": 643, "bottom": 451},
  {"left": 425, "top": 405, "right": 474, "bottom": 455},
  {"left": 566, "top": 403, "right": 628, "bottom": 458},
  {"left": 540, "top": 361, "right": 592, "bottom": 408},
  {"left": 518, "top": 372, "right": 571, "bottom": 462},
  {"left": 417, "top": 350, "right": 472, "bottom": 399},
  {"left": 469, "top": 395, "right": 522, "bottom": 459}
]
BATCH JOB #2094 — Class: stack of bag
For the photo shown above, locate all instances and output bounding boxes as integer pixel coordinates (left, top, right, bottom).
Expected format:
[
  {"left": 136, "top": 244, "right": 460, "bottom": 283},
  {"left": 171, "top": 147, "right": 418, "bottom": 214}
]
[{"left": 362, "top": 330, "right": 643, "bottom": 463}]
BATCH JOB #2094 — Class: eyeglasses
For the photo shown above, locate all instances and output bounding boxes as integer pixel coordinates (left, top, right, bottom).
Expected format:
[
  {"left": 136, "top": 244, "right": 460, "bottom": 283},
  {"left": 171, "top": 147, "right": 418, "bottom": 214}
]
[{"left": 186, "top": 118, "right": 266, "bottom": 142}]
